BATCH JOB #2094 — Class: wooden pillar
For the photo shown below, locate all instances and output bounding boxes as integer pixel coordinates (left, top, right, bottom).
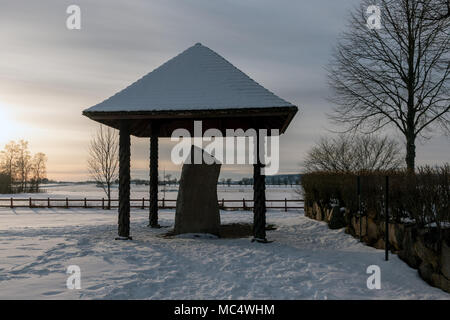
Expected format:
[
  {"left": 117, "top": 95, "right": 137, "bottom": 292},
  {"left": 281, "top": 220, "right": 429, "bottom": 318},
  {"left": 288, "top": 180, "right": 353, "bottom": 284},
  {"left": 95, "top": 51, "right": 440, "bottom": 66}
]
[
  {"left": 117, "top": 121, "right": 132, "bottom": 240},
  {"left": 149, "top": 124, "right": 160, "bottom": 228},
  {"left": 252, "top": 133, "right": 267, "bottom": 242}
]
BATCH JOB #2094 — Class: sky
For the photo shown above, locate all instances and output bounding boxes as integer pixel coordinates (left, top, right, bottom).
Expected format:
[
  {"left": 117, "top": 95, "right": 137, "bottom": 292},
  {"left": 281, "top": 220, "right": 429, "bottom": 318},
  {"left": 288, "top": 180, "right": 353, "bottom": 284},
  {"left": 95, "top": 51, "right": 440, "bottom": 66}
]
[{"left": 0, "top": 0, "right": 448, "bottom": 181}]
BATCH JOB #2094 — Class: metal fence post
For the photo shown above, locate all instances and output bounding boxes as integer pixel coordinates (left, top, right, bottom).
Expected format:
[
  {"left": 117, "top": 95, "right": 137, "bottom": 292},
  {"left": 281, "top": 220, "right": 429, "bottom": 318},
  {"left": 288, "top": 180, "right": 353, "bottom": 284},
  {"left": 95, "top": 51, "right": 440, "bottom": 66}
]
[
  {"left": 385, "top": 175, "right": 389, "bottom": 261},
  {"left": 357, "top": 176, "right": 362, "bottom": 241}
]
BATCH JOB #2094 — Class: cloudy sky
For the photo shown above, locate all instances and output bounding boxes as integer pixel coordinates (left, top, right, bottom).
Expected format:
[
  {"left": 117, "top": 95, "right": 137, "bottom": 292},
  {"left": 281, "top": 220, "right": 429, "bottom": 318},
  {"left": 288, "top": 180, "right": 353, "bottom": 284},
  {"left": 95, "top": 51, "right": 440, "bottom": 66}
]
[{"left": 0, "top": 0, "right": 448, "bottom": 181}]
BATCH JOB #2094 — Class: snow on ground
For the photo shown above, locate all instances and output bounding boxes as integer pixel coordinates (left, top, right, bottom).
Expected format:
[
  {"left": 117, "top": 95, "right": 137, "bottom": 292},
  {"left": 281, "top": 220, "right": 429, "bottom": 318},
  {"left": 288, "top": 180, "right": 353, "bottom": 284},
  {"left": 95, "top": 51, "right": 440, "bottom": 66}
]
[
  {"left": 0, "top": 183, "right": 300, "bottom": 200},
  {"left": 0, "top": 207, "right": 448, "bottom": 300}
]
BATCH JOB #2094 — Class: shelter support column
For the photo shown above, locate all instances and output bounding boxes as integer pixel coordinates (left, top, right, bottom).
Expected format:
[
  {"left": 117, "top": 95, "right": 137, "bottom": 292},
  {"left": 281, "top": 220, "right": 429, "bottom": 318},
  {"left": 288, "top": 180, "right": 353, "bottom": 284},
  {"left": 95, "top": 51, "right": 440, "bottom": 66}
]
[
  {"left": 117, "top": 120, "right": 132, "bottom": 240},
  {"left": 252, "top": 133, "right": 267, "bottom": 242},
  {"left": 149, "top": 125, "right": 160, "bottom": 227}
]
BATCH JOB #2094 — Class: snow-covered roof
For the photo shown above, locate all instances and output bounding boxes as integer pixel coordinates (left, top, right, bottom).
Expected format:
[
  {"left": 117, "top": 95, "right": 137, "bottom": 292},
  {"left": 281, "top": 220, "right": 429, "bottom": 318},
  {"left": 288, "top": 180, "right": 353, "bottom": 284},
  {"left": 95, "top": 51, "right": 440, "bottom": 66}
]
[{"left": 84, "top": 43, "right": 294, "bottom": 113}]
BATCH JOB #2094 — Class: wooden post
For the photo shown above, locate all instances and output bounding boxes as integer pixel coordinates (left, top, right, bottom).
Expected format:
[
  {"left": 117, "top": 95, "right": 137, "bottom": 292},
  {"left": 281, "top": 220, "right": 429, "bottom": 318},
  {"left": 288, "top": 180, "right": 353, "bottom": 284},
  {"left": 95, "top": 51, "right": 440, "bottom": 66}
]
[
  {"left": 102, "top": 198, "right": 105, "bottom": 210},
  {"left": 252, "top": 133, "right": 267, "bottom": 242},
  {"left": 222, "top": 198, "right": 225, "bottom": 208},
  {"left": 162, "top": 198, "right": 165, "bottom": 209},
  {"left": 142, "top": 197, "right": 145, "bottom": 209},
  {"left": 29, "top": 197, "right": 32, "bottom": 208},
  {"left": 149, "top": 124, "right": 159, "bottom": 228},
  {"left": 66, "top": 197, "right": 68, "bottom": 209},
  {"left": 48, "top": 197, "right": 50, "bottom": 208},
  {"left": 243, "top": 198, "right": 246, "bottom": 210},
  {"left": 285, "top": 198, "right": 287, "bottom": 212},
  {"left": 385, "top": 176, "right": 389, "bottom": 261},
  {"left": 10, "top": 197, "right": 13, "bottom": 209},
  {"left": 84, "top": 198, "right": 87, "bottom": 208},
  {"left": 117, "top": 120, "right": 132, "bottom": 240}
]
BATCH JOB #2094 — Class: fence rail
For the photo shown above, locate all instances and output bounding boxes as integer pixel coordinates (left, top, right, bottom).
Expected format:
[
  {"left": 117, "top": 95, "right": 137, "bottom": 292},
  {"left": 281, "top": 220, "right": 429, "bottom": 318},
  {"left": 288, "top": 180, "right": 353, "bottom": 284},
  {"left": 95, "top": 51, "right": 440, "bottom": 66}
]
[{"left": 0, "top": 197, "right": 304, "bottom": 211}]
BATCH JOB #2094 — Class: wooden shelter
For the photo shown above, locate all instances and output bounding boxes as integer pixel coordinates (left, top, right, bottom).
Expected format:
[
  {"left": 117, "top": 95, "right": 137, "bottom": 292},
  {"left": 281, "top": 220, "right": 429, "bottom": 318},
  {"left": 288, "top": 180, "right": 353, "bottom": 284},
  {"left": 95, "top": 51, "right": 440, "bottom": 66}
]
[{"left": 83, "top": 43, "right": 298, "bottom": 241}]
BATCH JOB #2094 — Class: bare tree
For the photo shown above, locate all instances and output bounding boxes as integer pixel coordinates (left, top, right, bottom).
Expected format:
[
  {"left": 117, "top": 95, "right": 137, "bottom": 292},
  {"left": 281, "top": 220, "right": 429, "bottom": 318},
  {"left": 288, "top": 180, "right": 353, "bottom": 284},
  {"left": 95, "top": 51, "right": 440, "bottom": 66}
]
[
  {"left": 303, "top": 134, "right": 403, "bottom": 173},
  {"left": 0, "top": 141, "right": 19, "bottom": 192},
  {"left": 328, "top": 0, "right": 449, "bottom": 171},
  {"left": 87, "top": 125, "right": 119, "bottom": 208},
  {"left": 421, "top": 0, "right": 450, "bottom": 20},
  {"left": 31, "top": 153, "right": 47, "bottom": 192},
  {"left": 16, "top": 140, "right": 32, "bottom": 192}
]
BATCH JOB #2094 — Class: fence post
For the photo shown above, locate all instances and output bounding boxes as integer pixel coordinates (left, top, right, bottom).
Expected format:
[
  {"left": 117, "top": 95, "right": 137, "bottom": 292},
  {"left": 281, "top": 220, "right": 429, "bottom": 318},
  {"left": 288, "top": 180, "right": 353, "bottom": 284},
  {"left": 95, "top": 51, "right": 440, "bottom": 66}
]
[
  {"left": 102, "top": 198, "right": 105, "bottom": 210},
  {"left": 66, "top": 197, "right": 69, "bottom": 209},
  {"left": 162, "top": 198, "right": 165, "bottom": 209},
  {"left": 142, "top": 198, "right": 145, "bottom": 209},
  {"left": 222, "top": 198, "right": 225, "bottom": 209},
  {"left": 29, "top": 197, "right": 32, "bottom": 208},
  {"left": 357, "top": 176, "right": 362, "bottom": 242},
  {"left": 243, "top": 198, "right": 245, "bottom": 210},
  {"left": 10, "top": 197, "right": 13, "bottom": 209},
  {"left": 84, "top": 198, "right": 87, "bottom": 208},
  {"left": 385, "top": 176, "right": 389, "bottom": 261},
  {"left": 48, "top": 197, "right": 50, "bottom": 208},
  {"left": 285, "top": 198, "right": 287, "bottom": 212}
]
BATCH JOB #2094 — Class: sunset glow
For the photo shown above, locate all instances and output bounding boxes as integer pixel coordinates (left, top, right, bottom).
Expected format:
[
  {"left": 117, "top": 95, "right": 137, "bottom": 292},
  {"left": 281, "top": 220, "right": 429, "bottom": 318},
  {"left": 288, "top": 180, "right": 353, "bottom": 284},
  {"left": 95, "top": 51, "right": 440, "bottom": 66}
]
[{"left": 0, "top": 103, "right": 18, "bottom": 147}]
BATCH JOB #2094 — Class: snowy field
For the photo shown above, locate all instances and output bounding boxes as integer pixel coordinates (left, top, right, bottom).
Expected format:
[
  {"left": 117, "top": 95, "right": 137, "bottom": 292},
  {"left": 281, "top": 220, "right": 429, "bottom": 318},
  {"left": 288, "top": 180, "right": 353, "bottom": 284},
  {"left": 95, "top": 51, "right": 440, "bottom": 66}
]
[
  {"left": 0, "top": 183, "right": 301, "bottom": 201},
  {"left": 0, "top": 184, "right": 303, "bottom": 209},
  {"left": 0, "top": 205, "right": 449, "bottom": 299}
]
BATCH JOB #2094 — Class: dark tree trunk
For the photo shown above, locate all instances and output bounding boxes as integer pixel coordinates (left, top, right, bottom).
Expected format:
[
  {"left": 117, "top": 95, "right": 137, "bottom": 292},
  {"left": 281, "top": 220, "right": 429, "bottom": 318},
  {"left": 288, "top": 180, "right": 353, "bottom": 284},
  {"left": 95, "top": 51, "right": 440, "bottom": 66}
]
[
  {"left": 118, "top": 121, "right": 131, "bottom": 239},
  {"left": 405, "top": 132, "right": 416, "bottom": 172},
  {"left": 253, "top": 134, "right": 267, "bottom": 242},
  {"left": 405, "top": 19, "right": 416, "bottom": 173},
  {"left": 149, "top": 125, "right": 159, "bottom": 227}
]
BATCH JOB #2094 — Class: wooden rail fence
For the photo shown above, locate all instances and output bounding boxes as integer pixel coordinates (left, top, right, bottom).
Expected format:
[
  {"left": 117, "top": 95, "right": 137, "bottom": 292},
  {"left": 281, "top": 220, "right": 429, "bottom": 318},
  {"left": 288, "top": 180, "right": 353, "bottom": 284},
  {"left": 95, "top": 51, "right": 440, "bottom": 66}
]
[{"left": 0, "top": 197, "right": 304, "bottom": 211}]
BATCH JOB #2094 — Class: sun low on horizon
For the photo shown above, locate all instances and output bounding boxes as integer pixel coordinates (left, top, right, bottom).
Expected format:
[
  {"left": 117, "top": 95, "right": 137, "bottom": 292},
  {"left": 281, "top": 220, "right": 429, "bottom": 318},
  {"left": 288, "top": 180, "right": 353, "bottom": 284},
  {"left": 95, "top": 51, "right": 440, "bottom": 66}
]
[{"left": 0, "top": 102, "right": 21, "bottom": 147}]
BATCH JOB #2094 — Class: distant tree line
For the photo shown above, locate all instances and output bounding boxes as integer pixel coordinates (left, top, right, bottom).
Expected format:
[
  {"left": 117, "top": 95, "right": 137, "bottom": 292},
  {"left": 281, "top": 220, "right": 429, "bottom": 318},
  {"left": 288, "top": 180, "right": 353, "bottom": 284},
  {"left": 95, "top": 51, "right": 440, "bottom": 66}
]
[
  {"left": 219, "top": 175, "right": 300, "bottom": 186},
  {"left": 0, "top": 140, "right": 47, "bottom": 193},
  {"left": 130, "top": 175, "right": 301, "bottom": 187}
]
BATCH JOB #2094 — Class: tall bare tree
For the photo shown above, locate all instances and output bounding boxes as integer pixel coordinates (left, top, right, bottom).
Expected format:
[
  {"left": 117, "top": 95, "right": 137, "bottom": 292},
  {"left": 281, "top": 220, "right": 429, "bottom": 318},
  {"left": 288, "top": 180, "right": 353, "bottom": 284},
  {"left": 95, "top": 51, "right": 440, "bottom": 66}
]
[
  {"left": 328, "top": 0, "right": 449, "bottom": 171},
  {"left": 0, "top": 141, "right": 19, "bottom": 192},
  {"left": 87, "top": 125, "right": 119, "bottom": 208},
  {"left": 303, "top": 134, "right": 403, "bottom": 173},
  {"left": 16, "top": 140, "right": 32, "bottom": 192},
  {"left": 31, "top": 152, "right": 47, "bottom": 192}
]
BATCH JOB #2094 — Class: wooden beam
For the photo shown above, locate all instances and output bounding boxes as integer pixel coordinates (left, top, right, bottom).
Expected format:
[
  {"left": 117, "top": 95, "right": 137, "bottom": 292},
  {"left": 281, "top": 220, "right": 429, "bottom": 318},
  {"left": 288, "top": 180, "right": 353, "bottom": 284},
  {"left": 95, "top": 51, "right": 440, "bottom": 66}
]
[
  {"left": 252, "top": 133, "right": 267, "bottom": 243},
  {"left": 117, "top": 120, "right": 132, "bottom": 240},
  {"left": 149, "top": 122, "right": 160, "bottom": 228}
]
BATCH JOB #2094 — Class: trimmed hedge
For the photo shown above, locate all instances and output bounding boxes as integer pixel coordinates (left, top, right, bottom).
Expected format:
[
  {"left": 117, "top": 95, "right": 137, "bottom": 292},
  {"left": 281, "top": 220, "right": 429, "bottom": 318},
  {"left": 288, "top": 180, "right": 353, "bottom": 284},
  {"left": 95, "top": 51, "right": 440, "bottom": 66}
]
[{"left": 301, "top": 165, "right": 450, "bottom": 238}]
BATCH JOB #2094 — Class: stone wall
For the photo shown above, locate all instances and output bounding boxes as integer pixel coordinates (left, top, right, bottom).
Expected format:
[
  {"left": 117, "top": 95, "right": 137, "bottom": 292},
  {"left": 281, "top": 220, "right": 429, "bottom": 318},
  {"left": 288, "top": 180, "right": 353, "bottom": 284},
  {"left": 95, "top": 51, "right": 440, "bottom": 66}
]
[{"left": 304, "top": 201, "right": 450, "bottom": 293}]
